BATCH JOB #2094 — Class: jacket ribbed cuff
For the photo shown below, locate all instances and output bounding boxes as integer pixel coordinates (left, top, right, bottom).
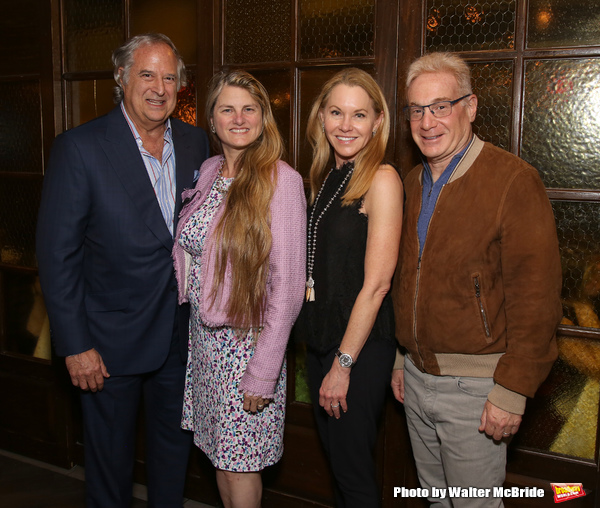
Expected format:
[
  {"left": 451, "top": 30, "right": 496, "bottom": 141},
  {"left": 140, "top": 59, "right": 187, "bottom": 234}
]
[
  {"left": 393, "top": 349, "right": 405, "bottom": 370},
  {"left": 487, "top": 384, "right": 526, "bottom": 415}
]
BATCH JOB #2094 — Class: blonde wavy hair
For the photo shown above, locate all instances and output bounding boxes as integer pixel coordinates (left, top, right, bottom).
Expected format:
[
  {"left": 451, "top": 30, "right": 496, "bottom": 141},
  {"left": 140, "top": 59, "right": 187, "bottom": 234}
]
[
  {"left": 206, "top": 70, "right": 284, "bottom": 328},
  {"left": 306, "top": 68, "right": 390, "bottom": 205}
]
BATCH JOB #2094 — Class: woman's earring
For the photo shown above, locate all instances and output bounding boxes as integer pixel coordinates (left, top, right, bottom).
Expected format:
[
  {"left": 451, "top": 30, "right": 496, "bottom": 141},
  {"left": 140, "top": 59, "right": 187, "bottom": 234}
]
[
  {"left": 210, "top": 123, "right": 216, "bottom": 134},
  {"left": 372, "top": 129, "right": 377, "bottom": 137},
  {"left": 321, "top": 123, "right": 325, "bottom": 133}
]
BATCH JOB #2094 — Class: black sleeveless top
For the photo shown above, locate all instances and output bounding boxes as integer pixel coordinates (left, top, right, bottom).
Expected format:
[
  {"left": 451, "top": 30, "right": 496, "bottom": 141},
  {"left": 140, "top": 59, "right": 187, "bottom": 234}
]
[{"left": 297, "top": 162, "right": 395, "bottom": 353}]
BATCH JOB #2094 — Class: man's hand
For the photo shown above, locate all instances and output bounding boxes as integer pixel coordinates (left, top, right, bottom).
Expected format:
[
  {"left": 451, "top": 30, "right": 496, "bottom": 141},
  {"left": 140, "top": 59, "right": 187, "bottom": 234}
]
[
  {"left": 391, "top": 369, "right": 405, "bottom": 403},
  {"left": 65, "top": 348, "right": 110, "bottom": 392},
  {"left": 479, "top": 400, "right": 522, "bottom": 440}
]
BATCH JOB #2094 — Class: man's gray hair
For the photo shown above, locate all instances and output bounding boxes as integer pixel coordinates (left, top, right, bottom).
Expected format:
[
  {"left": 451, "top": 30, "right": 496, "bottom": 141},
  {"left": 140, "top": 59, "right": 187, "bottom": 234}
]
[
  {"left": 111, "top": 33, "right": 187, "bottom": 104},
  {"left": 406, "top": 52, "right": 473, "bottom": 99}
]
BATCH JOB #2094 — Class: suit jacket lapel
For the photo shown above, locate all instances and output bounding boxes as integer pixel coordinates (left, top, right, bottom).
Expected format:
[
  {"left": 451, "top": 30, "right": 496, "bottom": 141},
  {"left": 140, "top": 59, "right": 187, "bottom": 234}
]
[
  {"left": 171, "top": 119, "right": 196, "bottom": 227},
  {"left": 100, "top": 107, "right": 174, "bottom": 250}
]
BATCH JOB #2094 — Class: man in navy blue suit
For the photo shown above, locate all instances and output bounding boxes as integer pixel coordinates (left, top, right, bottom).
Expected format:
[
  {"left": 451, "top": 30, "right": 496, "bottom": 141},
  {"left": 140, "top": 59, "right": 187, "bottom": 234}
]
[{"left": 36, "top": 33, "right": 209, "bottom": 507}]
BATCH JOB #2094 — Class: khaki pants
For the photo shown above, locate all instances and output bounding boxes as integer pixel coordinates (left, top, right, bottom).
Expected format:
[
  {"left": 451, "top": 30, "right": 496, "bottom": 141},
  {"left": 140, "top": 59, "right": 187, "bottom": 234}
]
[{"left": 404, "top": 356, "right": 507, "bottom": 508}]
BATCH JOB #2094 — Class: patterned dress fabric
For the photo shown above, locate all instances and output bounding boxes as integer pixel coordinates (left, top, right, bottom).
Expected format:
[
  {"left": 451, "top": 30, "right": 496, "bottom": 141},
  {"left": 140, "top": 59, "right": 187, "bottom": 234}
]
[{"left": 179, "top": 177, "right": 286, "bottom": 472}]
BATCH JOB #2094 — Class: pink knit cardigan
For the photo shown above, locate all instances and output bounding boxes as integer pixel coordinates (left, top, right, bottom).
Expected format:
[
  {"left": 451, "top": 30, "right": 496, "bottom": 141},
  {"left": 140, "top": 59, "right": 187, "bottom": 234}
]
[{"left": 172, "top": 155, "right": 306, "bottom": 398}]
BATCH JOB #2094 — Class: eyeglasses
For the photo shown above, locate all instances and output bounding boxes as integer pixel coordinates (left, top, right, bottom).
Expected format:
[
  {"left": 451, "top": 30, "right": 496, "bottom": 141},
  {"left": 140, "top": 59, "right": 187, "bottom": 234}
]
[{"left": 404, "top": 94, "right": 472, "bottom": 122}]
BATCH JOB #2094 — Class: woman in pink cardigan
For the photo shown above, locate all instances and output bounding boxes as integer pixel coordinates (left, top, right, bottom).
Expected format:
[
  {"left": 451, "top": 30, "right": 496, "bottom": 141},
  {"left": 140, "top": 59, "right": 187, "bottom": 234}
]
[{"left": 172, "top": 70, "right": 306, "bottom": 508}]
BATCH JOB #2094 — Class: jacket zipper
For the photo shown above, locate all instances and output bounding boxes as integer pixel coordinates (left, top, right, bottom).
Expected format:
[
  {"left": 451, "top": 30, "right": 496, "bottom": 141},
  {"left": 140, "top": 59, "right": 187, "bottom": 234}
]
[
  {"left": 473, "top": 275, "right": 491, "bottom": 337},
  {"left": 412, "top": 258, "right": 424, "bottom": 368},
  {"left": 412, "top": 183, "right": 446, "bottom": 369}
]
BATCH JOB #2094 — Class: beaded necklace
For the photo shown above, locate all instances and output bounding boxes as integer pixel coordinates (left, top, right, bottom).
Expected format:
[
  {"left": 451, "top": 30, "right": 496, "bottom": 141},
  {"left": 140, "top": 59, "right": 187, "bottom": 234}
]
[{"left": 305, "top": 163, "right": 354, "bottom": 301}]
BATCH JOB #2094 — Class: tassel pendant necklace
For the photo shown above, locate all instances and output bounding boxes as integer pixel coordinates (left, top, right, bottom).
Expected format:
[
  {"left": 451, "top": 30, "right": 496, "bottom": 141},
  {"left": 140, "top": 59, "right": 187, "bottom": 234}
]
[{"left": 306, "top": 164, "right": 354, "bottom": 302}]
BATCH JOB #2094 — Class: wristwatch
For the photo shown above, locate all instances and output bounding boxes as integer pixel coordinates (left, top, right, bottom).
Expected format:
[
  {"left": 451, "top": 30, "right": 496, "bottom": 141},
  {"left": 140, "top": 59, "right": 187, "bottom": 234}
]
[{"left": 335, "top": 349, "right": 354, "bottom": 368}]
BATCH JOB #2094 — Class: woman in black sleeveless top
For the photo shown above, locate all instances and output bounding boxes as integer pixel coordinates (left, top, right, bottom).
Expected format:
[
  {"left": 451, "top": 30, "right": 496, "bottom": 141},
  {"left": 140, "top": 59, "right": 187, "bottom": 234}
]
[{"left": 297, "top": 68, "right": 404, "bottom": 507}]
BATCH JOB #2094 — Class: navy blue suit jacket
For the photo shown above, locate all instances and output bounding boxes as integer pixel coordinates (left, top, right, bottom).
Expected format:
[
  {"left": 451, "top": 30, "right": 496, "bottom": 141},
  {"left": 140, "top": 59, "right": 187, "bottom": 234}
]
[{"left": 36, "top": 106, "right": 209, "bottom": 375}]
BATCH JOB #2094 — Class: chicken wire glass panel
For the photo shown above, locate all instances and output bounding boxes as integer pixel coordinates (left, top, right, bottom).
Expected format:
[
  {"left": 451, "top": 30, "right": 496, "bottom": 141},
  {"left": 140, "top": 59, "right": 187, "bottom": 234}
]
[
  {"left": 224, "top": 0, "right": 291, "bottom": 64},
  {"left": 250, "top": 70, "right": 291, "bottom": 162},
  {"left": 130, "top": 0, "right": 196, "bottom": 63},
  {"left": 552, "top": 201, "right": 600, "bottom": 330},
  {"left": 64, "top": 0, "right": 123, "bottom": 73},
  {"left": 528, "top": 0, "right": 600, "bottom": 49},
  {"left": 425, "top": 0, "right": 515, "bottom": 52},
  {"left": 172, "top": 72, "right": 197, "bottom": 126},
  {"left": 0, "top": 176, "right": 42, "bottom": 269},
  {"left": 521, "top": 59, "right": 600, "bottom": 190},
  {"left": 299, "top": 0, "right": 375, "bottom": 60},
  {"left": 2, "top": 271, "right": 51, "bottom": 361},
  {"left": 0, "top": 80, "right": 42, "bottom": 173},
  {"left": 515, "top": 336, "right": 599, "bottom": 460},
  {"left": 510, "top": 201, "right": 600, "bottom": 459},
  {"left": 67, "top": 79, "right": 115, "bottom": 129},
  {"left": 470, "top": 61, "right": 513, "bottom": 151}
]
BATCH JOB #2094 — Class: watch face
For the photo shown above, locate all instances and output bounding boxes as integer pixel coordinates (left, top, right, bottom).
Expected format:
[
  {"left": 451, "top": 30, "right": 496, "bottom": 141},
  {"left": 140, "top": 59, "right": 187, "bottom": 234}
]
[{"left": 338, "top": 353, "right": 353, "bottom": 368}]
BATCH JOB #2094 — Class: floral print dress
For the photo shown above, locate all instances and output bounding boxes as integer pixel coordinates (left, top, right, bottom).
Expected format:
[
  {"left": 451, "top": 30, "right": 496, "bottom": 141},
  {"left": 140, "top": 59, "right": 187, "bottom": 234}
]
[{"left": 179, "top": 176, "right": 286, "bottom": 472}]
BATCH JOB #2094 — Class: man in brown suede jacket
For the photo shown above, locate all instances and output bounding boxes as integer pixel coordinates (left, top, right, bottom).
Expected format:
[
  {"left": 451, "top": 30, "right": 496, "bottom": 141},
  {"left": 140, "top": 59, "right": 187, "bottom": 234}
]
[{"left": 391, "top": 52, "right": 562, "bottom": 507}]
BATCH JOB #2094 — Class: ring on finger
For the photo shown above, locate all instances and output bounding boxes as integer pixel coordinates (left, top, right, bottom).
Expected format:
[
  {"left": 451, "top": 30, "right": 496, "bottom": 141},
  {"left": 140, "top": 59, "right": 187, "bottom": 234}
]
[
  {"left": 331, "top": 403, "right": 340, "bottom": 408},
  {"left": 502, "top": 432, "right": 510, "bottom": 436}
]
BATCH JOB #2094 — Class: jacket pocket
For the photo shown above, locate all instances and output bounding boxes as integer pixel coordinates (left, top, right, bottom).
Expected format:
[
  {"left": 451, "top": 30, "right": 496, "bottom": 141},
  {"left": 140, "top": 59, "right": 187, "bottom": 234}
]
[{"left": 472, "top": 274, "right": 492, "bottom": 341}]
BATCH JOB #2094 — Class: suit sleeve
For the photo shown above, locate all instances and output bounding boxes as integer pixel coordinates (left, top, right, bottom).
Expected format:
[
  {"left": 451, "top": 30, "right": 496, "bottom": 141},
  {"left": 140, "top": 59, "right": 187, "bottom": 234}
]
[
  {"left": 36, "top": 133, "right": 93, "bottom": 357},
  {"left": 239, "top": 165, "right": 307, "bottom": 398}
]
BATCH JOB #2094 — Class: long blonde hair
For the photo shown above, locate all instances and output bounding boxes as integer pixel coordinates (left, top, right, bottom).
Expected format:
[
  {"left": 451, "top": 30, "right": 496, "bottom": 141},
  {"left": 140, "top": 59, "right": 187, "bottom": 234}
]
[
  {"left": 206, "top": 70, "right": 284, "bottom": 328},
  {"left": 306, "top": 68, "right": 390, "bottom": 205}
]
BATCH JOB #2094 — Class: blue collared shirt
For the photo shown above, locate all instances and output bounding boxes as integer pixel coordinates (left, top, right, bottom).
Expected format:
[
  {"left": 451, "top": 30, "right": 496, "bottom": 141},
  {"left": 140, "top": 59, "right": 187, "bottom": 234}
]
[
  {"left": 417, "top": 138, "right": 473, "bottom": 256},
  {"left": 121, "top": 102, "right": 177, "bottom": 236}
]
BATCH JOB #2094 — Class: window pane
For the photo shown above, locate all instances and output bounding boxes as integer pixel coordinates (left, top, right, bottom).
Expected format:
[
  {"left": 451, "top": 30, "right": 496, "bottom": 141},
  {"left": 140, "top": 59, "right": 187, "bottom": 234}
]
[
  {"left": 224, "top": 0, "right": 291, "bottom": 64},
  {"left": 299, "top": 0, "right": 375, "bottom": 60},
  {"left": 425, "top": 0, "right": 515, "bottom": 52},
  {"left": 521, "top": 58, "right": 600, "bottom": 189},
  {"left": 250, "top": 70, "right": 291, "bottom": 163},
  {"left": 552, "top": 201, "right": 600, "bottom": 330},
  {"left": 516, "top": 337, "right": 599, "bottom": 460},
  {"left": 172, "top": 72, "right": 197, "bottom": 126},
  {"left": 130, "top": 0, "right": 197, "bottom": 63},
  {"left": 64, "top": 0, "right": 124, "bottom": 73},
  {"left": 0, "top": 80, "right": 42, "bottom": 173},
  {"left": 471, "top": 61, "right": 513, "bottom": 151},
  {"left": 295, "top": 341, "right": 311, "bottom": 403},
  {"left": 67, "top": 79, "right": 116, "bottom": 129},
  {"left": 1, "top": 270, "right": 51, "bottom": 361},
  {"left": 0, "top": 176, "right": 42, "bottom": 269},
  {"left": 528, "top": 0, "right": 600, "bottom": 48}
]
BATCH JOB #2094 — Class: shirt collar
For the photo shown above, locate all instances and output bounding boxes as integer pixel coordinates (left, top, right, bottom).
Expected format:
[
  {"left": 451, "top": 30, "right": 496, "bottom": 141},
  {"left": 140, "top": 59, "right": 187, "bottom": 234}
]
[
  {"left": 120, "top": 102, "right": 172, "bottom": 147},
  {"left": 422, "top": 135, "right": 474, "bottom": 186}
]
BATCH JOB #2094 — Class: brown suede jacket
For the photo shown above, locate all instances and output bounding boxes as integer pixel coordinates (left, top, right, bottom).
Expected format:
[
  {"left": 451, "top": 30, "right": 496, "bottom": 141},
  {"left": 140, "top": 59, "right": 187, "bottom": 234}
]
[{"left": 393, "top": 136, "right": 562, "bottom": 414}]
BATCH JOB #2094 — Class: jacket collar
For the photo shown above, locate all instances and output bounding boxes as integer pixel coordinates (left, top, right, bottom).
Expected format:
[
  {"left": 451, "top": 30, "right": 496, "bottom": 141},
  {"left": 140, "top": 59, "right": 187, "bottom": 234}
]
[
  {"left": 417, "top": 135, "right": 485, "bottom": 185},
  {"left": 99, "top": 107, "right": 175, "bottom": 250}
]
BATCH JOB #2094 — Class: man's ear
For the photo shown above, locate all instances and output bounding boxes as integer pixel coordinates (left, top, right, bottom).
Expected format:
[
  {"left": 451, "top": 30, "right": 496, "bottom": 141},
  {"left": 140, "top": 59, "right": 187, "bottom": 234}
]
[{"left": 467, "top": 94, "right": 478, "bottom": 123}]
